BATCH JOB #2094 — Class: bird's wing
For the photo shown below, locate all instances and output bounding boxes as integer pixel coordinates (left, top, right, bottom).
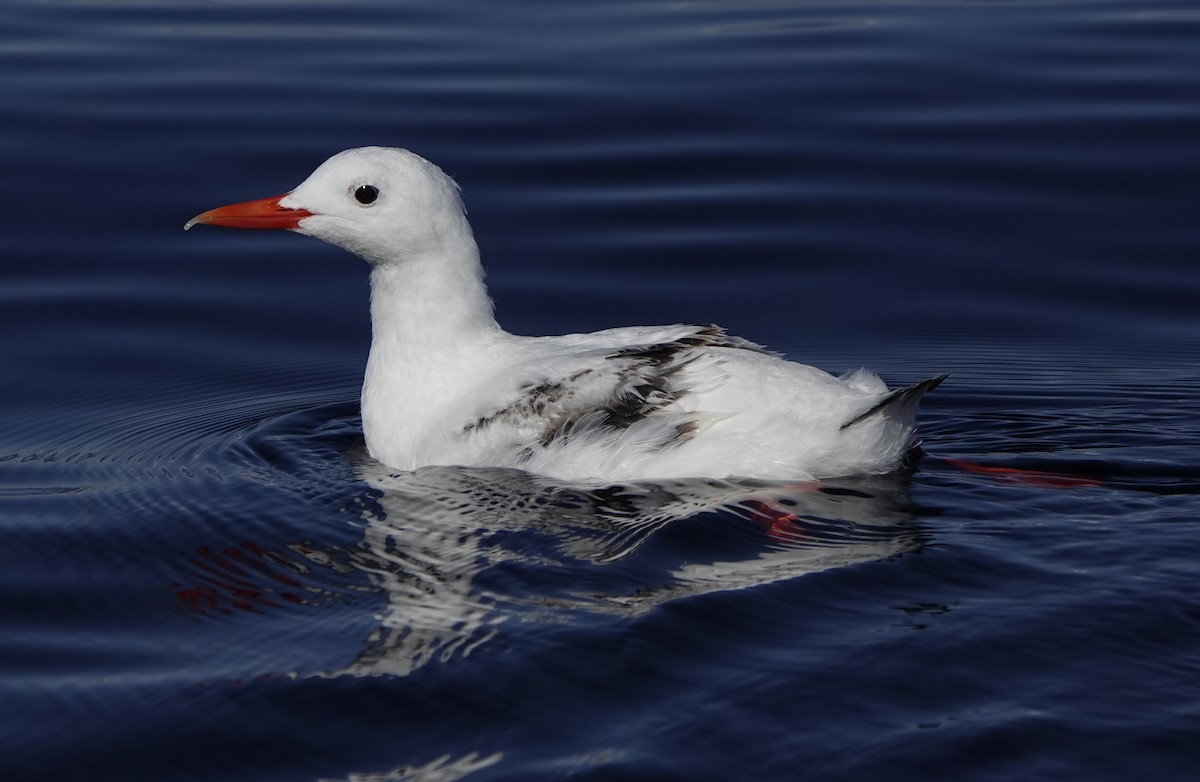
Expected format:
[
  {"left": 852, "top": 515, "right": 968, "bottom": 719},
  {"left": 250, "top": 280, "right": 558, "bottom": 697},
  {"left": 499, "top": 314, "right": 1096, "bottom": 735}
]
[{"left": 462, "top": 324, "right": 768, "bottom": 451}]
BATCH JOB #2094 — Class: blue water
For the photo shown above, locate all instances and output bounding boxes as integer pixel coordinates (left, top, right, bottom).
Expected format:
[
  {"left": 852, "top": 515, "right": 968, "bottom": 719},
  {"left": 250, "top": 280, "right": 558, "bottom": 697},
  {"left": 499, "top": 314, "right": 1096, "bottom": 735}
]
[{"left": 4, "top": 1, "right": 1200, "bottom": 780}]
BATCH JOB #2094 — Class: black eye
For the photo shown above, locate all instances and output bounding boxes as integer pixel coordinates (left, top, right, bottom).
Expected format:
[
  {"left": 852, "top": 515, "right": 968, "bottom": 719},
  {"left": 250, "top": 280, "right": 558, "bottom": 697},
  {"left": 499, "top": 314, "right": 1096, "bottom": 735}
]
[{"left": 354, "top": 184, "right": 379, "bottom": 205}]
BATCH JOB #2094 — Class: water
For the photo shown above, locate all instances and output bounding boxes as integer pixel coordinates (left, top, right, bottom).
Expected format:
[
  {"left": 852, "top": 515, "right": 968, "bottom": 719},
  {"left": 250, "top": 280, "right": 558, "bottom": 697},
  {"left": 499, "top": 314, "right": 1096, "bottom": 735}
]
[{"left": 3, "top": 1, "right": 1200, "bottom": 780}]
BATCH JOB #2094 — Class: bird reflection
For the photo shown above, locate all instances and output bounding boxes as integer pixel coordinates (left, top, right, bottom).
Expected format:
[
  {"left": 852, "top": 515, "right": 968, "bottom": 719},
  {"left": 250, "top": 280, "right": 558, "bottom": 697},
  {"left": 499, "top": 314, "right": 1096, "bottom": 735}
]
[
  {"left": 174, "top": 448, "right": 929, "bottom": 678},
  {"left": 295, "top": 456, "right": 930, "bottom": 678}
]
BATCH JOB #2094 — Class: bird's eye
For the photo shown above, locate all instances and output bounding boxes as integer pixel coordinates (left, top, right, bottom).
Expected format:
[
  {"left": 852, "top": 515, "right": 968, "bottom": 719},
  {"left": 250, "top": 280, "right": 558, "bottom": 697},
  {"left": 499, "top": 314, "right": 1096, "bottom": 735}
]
[{"left": 354, "top": 184, "right": 379, "bottom": 205}]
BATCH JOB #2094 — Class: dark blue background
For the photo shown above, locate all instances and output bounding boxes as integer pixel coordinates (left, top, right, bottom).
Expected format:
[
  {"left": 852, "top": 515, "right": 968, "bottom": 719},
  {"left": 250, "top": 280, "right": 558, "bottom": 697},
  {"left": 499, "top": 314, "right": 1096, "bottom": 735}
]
[{"left": 3, "top": 2, "right": 1200, "bottom": 780}]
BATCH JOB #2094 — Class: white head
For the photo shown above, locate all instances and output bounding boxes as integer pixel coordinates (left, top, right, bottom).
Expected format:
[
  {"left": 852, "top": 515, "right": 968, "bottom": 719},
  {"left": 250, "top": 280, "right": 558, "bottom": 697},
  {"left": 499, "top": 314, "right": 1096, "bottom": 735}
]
[{"left": 186, "top": 146, "right": 475, "bottom": 268}]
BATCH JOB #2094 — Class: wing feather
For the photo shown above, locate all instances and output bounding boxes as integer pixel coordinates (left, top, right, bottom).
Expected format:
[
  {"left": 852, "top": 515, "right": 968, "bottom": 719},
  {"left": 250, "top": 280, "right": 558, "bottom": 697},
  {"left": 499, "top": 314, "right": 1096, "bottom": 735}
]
[{"left": 462, "top": 324, "right": 764, "bottom": 453}]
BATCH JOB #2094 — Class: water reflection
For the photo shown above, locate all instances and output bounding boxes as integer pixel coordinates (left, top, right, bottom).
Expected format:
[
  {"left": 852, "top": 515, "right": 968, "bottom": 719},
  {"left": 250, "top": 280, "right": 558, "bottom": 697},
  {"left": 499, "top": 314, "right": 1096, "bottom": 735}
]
[
  {"left": 308, "top": 456, "right": 929, "bottom": 677},
  {"left": 317, "top": 751, "right": 503, "bottom": 782},
  {"left": 171, "top": 416, "right": 928, "bottom": 678}
]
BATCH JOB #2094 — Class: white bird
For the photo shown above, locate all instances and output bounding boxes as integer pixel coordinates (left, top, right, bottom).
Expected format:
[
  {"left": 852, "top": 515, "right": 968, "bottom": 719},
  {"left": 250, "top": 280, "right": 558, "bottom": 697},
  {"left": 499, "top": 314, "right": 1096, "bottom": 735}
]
[{"left": 186, "top": 147, "right": 945, "bottom": 483}]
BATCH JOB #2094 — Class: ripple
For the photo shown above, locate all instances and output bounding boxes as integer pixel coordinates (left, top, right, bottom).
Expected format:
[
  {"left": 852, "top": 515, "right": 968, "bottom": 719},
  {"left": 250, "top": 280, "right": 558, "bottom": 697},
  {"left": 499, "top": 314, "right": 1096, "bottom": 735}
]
[{"left": 704, "top": 16, "right": 877, "bottom": 37}]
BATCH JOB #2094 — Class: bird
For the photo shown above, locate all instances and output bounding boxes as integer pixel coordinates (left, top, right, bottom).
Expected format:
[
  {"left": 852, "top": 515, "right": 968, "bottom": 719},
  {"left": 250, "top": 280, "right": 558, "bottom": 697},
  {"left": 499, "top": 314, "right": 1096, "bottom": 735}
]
[{"left": 186, "top": 146, "right": 945, "bottom": 483}]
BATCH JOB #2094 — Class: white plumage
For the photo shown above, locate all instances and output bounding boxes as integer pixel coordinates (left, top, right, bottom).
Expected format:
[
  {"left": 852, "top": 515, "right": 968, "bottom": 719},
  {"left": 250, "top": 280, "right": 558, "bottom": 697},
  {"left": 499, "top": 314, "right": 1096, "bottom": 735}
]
[{"left": 187, "top": 146, "right": 945, "bottom": 483}]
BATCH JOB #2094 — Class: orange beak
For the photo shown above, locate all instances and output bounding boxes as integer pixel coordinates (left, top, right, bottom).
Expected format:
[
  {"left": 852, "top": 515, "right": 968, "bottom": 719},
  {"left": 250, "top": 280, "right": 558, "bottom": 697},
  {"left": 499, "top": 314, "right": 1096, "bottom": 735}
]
[{"left": 184, "top": 193, "right": 313, "bottom": 231}]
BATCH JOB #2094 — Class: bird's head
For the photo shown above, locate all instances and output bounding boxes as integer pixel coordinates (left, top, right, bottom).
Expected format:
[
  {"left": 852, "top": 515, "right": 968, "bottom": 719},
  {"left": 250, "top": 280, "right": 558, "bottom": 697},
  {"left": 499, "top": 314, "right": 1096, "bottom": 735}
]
[{"left": 186, "top": 147, "right": 472, "bottom": 267}]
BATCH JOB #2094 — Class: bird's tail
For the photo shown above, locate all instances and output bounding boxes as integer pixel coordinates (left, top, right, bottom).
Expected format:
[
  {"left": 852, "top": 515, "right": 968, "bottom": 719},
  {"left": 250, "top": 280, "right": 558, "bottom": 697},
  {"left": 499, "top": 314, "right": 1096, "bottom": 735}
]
[{"left": 841, "top": 373, "right": 949, "bottom": 432}]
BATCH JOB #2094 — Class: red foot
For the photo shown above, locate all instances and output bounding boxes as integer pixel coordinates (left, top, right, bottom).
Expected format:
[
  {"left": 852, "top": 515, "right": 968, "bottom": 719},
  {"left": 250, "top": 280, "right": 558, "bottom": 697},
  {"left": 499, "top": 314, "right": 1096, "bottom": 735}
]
[
  {"left": 743, "top": 499, "right": 806, "bottom": 542},
  {"left": 944, "top": 458, "right": 1102, "bottom": 488}
]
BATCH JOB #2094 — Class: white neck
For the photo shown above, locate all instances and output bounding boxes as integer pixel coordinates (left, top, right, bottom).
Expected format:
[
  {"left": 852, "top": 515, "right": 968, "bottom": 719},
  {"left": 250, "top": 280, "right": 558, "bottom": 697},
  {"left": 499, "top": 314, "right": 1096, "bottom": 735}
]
[
  {"left": 360, "top": 228, "right": 506, "bottom": 468},
  {"left": 367, "top": 238, "right": 499, "bottom": 350}
]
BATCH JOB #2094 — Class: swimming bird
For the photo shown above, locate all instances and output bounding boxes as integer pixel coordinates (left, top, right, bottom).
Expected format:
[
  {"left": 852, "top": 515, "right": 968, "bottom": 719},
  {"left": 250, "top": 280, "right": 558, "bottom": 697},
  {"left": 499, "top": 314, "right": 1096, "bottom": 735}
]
[{"left": 186, "top": 147, "right": 944, "bottom": 483}]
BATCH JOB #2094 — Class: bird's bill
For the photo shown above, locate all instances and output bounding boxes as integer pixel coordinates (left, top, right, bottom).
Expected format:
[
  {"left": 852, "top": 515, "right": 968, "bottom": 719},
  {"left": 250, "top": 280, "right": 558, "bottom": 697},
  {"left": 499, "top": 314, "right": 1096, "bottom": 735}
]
[{"left": 184, "top": 194, "right": 313, "bottom": 231}]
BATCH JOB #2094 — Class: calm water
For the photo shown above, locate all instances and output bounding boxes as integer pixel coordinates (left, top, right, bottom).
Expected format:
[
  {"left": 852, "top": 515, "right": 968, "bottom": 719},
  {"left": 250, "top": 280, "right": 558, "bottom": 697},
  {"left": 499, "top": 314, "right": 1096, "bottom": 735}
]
[{"left": 3, "top": 1, "right": 1200, "bottom": 780}]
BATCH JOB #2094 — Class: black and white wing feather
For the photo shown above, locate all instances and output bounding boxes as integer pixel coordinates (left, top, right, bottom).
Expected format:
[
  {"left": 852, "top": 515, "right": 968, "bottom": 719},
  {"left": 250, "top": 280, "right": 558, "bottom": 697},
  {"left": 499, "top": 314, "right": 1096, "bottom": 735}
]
[{"left": 463, "top": 324, "right": 769, "bottom": 454}]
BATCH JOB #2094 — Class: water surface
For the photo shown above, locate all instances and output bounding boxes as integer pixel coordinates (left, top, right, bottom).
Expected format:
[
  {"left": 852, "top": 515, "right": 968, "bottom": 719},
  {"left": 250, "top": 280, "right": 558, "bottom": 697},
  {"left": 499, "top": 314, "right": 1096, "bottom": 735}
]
[{"left": 3, "top": 1, "right": 1200, "bottom": 780}]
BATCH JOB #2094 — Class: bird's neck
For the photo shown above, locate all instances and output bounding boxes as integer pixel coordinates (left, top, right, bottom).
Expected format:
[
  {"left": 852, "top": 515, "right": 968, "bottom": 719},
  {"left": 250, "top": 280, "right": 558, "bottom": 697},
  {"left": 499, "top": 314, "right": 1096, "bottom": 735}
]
[
  {"left": 367, "top": 236, "right": 501, "bottom": 357},
  {"left": 361, "top": 236, "right": 506, "bottom": 469}
]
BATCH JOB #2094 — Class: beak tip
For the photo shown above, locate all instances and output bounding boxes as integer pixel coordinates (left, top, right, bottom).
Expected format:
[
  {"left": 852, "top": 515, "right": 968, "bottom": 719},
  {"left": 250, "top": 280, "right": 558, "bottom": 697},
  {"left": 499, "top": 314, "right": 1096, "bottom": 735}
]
[{"left": 184, "top": 209, "right": 212, "bottom": 232}]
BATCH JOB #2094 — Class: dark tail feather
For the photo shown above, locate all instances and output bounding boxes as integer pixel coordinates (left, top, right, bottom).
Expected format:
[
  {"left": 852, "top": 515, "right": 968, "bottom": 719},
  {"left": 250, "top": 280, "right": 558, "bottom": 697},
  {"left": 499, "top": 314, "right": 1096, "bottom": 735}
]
[{"left": 840, "top": 373, "right": 949, "bottom": 431}]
